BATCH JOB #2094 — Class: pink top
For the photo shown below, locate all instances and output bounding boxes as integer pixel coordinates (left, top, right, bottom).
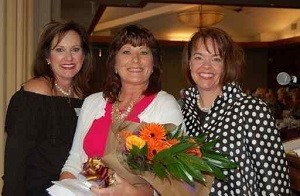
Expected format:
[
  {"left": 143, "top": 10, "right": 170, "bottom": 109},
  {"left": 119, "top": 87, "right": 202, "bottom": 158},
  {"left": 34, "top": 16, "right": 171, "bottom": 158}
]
[{"left": 83, "top": 94, "right": 156, "bottom": 158}]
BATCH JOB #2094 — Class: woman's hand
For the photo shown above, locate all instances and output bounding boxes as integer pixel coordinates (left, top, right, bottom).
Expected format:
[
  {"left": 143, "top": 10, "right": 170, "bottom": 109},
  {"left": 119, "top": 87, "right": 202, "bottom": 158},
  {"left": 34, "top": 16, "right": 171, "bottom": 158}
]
[
  {"left": 59, "top": 171, "right": 76, "bottom": 180},
  {"left": 90, "top": 173, "right": 154, "bottom": 196}
]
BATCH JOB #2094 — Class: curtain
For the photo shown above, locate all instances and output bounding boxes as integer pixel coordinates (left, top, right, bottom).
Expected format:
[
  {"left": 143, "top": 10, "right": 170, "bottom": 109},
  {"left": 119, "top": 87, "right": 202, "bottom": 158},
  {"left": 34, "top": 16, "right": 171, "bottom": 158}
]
[{"left": 0, "top": 0, "right": 34, "bottom": 190}]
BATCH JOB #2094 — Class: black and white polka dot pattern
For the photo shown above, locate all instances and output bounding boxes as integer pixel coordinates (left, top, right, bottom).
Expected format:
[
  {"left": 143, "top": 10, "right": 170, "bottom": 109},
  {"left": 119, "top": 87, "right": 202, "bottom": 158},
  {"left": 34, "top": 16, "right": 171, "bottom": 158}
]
[{"left": 181, "top": 83, "right": 291, "bottom": 196}]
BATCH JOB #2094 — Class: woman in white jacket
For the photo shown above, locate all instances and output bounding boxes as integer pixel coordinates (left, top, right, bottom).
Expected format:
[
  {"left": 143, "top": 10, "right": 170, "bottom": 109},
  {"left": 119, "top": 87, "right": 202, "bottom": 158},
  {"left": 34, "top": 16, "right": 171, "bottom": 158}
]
[{"left": 60, "top": 25, "right": 183, "bottom": 195}]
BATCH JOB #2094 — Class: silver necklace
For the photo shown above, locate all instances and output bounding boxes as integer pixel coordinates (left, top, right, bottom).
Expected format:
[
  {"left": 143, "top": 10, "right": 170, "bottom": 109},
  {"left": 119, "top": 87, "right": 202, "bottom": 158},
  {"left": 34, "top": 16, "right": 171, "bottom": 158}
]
[
  {"left": 196, "top": 95, "right": 211, "bottom": 112},
  {"left": 54, "top": 83, "right": 72, "bottom": 97}
]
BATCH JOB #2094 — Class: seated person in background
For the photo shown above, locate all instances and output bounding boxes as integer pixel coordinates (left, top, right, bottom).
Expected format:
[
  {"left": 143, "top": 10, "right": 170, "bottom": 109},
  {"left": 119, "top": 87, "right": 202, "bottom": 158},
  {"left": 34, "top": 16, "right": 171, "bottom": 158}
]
[
  {"left": 253, "top": 87, "right": 267, "bottom": 101},
  {"left": 265, "top": 88, "right": 283, "bottom": 119},
  {"left": 289, "top": 87, "right": 300, "bottom": 119},
  {"left": 277, "top": 86, "right": 292, "bottom": 111}
]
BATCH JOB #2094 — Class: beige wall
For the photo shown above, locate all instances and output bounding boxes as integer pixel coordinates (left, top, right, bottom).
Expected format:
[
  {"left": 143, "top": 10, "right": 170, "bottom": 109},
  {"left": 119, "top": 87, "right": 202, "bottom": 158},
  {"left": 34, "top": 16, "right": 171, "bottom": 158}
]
[{"left": 0, "top": 0, "right": 6, "bottom": 190}]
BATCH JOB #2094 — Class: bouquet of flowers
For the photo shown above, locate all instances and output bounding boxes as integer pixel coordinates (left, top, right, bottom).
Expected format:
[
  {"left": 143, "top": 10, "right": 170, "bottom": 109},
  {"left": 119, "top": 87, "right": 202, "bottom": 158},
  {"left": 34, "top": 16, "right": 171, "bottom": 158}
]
[{"left": 119, "top": 122, "right": 237, "bottom": 186}]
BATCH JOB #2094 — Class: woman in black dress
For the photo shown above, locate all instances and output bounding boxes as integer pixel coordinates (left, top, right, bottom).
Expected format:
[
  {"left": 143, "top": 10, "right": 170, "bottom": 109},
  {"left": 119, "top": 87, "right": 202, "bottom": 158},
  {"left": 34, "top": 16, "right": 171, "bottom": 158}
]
[
  {"left": 181, "top": 27, "right": 291, "bottom": 195},
  {"left": 3, "top": 21, "right": 94, "bottom": 195}
]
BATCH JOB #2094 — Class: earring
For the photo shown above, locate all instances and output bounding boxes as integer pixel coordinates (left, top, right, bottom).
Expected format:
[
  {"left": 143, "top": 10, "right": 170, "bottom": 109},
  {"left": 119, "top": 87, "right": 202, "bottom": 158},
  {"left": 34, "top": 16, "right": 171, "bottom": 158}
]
[
  {"left": 115, "top": 70, "right": 118, "bottom": 74},
  {"left": 47, "top": 61, "right": 50, "bottom": 65}
]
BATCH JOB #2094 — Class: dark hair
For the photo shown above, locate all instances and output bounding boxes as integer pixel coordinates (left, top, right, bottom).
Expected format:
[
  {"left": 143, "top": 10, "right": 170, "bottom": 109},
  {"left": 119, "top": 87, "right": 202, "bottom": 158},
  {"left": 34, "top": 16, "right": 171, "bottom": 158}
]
[
  {"left": 32, "top": 20, "right": 94, "bottom": 97},
  {"left": 182, "top": 27, "right": 245, "bottom": 86},
  {"left": 102, "top": 25, "right": 162, "bottom": 102}
]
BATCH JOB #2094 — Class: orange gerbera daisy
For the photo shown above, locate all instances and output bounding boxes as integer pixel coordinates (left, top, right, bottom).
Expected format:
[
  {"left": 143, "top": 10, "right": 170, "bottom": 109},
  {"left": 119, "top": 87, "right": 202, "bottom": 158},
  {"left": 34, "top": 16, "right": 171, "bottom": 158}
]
[
  {"left": 147, "top": 140, "right": 170, "bottom": 160},
  {"left": 139, "top": 123, "right": 166, "bottom": 142}
]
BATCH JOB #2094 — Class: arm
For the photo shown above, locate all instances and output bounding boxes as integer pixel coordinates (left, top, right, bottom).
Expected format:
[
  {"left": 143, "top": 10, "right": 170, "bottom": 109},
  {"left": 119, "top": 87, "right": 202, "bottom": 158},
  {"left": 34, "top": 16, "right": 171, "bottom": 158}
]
[
  {"left": 60, "top": 99, "right": 90, "bottom": 178},
  {"left": 59, "top": 171, "right": 76, "bottom": 180},
  {"left": 3, "top": 91, "right": 39, "bottom": 196},
  {"left": 246, "top": 100, "right": 290, "bottom": 195},
  {"left": 61, "top": 93, "right": 105, "bottom": 178}
]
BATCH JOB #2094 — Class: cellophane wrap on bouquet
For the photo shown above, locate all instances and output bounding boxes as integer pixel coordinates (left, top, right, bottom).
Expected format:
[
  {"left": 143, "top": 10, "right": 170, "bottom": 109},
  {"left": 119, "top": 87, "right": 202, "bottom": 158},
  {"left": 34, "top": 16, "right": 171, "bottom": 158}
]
[{"left": 100, "top": 121, "right": 237, "bottom": 195}]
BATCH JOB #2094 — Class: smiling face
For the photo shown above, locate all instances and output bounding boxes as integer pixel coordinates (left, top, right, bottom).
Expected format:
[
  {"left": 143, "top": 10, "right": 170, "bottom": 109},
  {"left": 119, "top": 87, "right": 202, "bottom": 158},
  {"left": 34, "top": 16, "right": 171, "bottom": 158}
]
[
  {"left": 47, "top": 30, "right": 84, "bottom": 83},
  {"left": 189, "top": 38, "right": 224, "bottom": 94},
  {"left": 115, "top": 44, "right": 154, "bottom": 88}
]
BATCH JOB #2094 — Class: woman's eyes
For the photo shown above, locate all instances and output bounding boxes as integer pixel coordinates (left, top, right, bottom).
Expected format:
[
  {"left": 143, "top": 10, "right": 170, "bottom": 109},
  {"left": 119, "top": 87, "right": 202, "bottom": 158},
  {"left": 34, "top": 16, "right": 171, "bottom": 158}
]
[
  {"left": 140, "top": 50, "right": 149, "bottom": 55},
  {"left": 71, "top": 47, "right": 82, "bottom": 52},
  {"left": 122, "top": 50, "right": 150, "bottom": 55},
  {"left": 194, "top": 55, "right": 204, "bottom": 60},
  {"left": 193, "top": 55, "right": 222, "bottom": 63},
  {"left": 122, "top": 50, "right": 131, "bottom": 54},
  {"left": 53, "top": 47, "right": 82, "bottom": 53},
  {"left": 54, "top": 47, "right": 64, "bottom": 52},
  {"left": 212, "top": 57, "right": 222, "bottom": 62}
]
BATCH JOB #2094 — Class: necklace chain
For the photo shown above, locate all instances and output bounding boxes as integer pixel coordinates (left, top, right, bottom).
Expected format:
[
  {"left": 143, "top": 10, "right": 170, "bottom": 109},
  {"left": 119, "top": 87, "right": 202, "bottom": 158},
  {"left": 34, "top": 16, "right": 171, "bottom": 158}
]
[
  {"left": 112, "top": 101, "right": 134, "bottom": 122},
  {"left": 55, "top": 83, "right": 72, "bottom": 97},
  {"left": 196, "top": 95, "right": 211, "bottom": 112}
]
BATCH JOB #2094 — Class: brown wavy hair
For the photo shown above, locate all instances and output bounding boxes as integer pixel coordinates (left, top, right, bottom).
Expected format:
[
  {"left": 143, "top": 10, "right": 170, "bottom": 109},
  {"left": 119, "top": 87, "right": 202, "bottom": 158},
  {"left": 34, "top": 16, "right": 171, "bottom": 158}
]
[
  {"left": 32, "top": 20, "right": 94, "bottom": 98},
  {"left": 182, "top": 27, "right": 245, "bottom": 86},
  {"left": 102, "top": 25, "right": 162, "bottom": 102}
]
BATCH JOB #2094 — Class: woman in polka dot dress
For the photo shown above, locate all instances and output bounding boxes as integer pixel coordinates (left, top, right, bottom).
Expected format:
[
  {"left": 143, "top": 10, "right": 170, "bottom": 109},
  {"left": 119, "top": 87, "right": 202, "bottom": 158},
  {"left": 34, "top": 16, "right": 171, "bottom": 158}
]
[{"left": 181, "top": 27, "right": 291, "bottom": 196}]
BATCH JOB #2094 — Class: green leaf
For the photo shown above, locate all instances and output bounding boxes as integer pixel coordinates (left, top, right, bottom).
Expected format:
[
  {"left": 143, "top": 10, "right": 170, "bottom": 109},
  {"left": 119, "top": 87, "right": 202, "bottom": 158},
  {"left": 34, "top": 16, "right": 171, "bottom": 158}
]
[
  {"left": 166, "top": 163, "right": 194, "bottom": 185},
  {"left": 153, "top": 142, "right": 195, "bottom": 161},
  {"left": 193, "top": 133, "right": 207, "bottom": 144},
  {"left": 177, "top": 153, "right": 213, "bottom": 173},
  {"left": 140, "top": 143, "right": 148, "bottom": 155},
  {"left": 152, "top": 162, "right": 168, "bottom": 179},
  {"left": 130, "top": 145, "right": 142, "bottom": 155},
  {"left": 206, "top": 162, "right": 226, "bottom": 180},
  {"left": 202, "top": 151, "right": 237, "bottom": 169},
  {"left": 177, "top": 155, "right": 207, "bottom": 184},
  {"left": 202, "top": 139, "right": 219, "bottom": 150},
  {"left": 159, "top": 155, "right": 178, "bottom": 165}
]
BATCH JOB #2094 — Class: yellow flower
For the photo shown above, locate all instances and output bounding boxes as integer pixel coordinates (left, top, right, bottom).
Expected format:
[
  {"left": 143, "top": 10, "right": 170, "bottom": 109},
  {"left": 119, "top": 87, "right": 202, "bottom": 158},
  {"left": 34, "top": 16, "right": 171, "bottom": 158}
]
[{"left": 126, "top": 135, "right": 146, "bottom": 150}]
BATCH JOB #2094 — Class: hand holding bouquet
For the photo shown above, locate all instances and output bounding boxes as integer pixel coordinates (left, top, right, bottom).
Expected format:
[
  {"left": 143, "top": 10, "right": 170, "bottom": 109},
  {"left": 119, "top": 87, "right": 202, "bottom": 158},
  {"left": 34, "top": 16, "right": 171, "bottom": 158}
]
[{"left": 80, "top": 157, "right": 115, "bottom": 188}]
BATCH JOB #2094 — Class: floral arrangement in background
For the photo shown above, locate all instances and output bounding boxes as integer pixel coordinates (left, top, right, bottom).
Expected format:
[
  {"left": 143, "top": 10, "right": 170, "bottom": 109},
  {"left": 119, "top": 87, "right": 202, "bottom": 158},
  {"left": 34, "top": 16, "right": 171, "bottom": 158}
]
[{"left": 120, "top": 123, "right": 237, "bottom": 185}]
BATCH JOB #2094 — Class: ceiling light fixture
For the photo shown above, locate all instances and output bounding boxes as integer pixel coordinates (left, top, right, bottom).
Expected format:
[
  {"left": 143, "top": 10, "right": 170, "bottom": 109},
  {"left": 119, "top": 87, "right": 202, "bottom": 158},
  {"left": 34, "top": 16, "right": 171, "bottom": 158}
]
[{"left": 177, "top": 5, "right": 224, "bottom": 28}]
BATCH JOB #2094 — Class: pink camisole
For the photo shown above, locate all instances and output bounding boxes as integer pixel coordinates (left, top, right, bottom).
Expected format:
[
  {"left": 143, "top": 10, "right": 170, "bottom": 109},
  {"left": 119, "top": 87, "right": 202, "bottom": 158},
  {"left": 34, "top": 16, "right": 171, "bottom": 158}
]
[{"left": 83, "top": 94, "right": 156, "bottom": 158}]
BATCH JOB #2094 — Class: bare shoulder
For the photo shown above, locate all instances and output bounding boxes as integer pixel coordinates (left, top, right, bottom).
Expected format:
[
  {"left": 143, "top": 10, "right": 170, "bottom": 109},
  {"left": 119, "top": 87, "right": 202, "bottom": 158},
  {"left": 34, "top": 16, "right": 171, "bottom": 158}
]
[{"left": 23, "top": 77, "right": 52, "bottom": 96}]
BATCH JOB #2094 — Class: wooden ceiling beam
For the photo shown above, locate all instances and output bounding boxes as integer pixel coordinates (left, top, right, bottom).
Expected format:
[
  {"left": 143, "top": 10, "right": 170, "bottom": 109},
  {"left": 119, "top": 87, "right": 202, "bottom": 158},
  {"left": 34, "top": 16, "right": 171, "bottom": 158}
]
[
  {"left": 99, "top": 0, "right": 300, "bottom": 8},
  {"left": 149, "top": 0, "right": 300, "bottom": 8}
]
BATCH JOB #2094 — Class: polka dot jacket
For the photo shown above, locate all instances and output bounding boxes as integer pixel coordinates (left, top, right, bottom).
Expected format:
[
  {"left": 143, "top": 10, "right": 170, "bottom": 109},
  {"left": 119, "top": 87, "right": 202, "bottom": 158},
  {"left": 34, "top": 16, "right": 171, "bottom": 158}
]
[{"left": 181, "top": 82, "right": 291, "bottom": 196}]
